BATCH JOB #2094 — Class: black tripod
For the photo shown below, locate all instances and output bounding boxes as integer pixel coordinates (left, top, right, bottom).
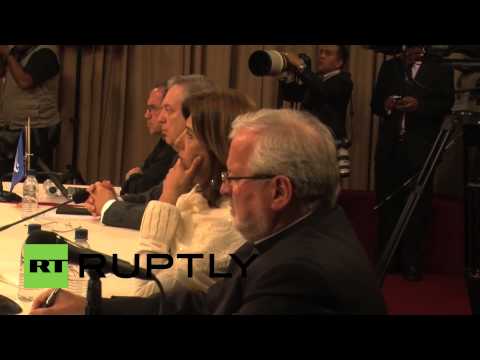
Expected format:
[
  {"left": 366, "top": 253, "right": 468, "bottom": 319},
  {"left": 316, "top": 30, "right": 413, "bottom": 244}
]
[{"left": 376, "top": 113, "right": 459, "bottom": 287}]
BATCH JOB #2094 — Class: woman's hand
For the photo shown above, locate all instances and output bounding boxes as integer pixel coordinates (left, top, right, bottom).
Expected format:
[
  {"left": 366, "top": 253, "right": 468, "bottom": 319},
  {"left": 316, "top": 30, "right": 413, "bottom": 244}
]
[{"left": 160, "top": 157, "right": 203, "bottom": 205}]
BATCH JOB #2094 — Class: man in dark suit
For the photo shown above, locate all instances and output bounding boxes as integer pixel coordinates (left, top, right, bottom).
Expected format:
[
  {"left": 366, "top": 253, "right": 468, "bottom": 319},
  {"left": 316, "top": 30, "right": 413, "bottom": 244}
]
[
  {"left": 371, "top": 46, "right": 455, "bottom": 281},
  {"left": 121, "top": 84, "right": 176, "bottom": 195},
  {"left": 84, "top": 75, "right": 215, "bottom": 230},
  {"left": 31, "top": 109, "right": 386, "bottom": 315}
]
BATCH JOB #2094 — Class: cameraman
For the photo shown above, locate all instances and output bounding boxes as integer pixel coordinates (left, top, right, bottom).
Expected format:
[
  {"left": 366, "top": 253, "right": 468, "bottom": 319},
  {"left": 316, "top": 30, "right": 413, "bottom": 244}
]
[{"left": 279, "top": 45, "right": 353, "bottom": 145}]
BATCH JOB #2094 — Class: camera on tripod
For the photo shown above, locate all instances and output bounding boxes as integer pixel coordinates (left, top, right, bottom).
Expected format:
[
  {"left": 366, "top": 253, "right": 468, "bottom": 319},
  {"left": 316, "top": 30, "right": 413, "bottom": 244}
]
[
  {"left": 367, "top": 45, "right": 480, "bottom": 60},
  {"left": 249, "top": 50, "right": 312, "bottom": 77}
]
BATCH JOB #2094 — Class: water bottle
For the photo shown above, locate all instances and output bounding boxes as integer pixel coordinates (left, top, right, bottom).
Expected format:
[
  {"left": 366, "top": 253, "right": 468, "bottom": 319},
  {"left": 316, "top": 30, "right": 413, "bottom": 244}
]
[
  {"left": 22, "top": 173, "right": 39, "bottom": 219},
  {"left": 68, "top": 229, "right": 90, "bottom": 297},
  {"left": 17, "top": 224, "right": 43, "bottom": 302}
]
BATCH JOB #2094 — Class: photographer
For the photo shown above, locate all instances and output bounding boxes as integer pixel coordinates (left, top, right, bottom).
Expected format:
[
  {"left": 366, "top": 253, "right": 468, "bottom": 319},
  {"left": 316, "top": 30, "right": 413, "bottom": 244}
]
[
  {"left": 371, "top": 45, "right": 455, "bottom": 281},
  {"left": 0, "top": 45, "right": 61, "bottom": 175},
  {"left": 279, "top": 45, "right": 353, "bottom": 145}
]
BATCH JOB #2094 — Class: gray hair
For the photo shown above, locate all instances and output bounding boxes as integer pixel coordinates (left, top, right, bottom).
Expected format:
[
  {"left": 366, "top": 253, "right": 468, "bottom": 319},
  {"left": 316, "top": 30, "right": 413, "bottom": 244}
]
[
  {"left": 152, "top": 80, "right": 168, "bottom": 91},
  {"left": 166, "top": 74, "right": 216, "bottom": 99},
  {"left": 230, "top": 109, "right": 340, "bottom": 208}
]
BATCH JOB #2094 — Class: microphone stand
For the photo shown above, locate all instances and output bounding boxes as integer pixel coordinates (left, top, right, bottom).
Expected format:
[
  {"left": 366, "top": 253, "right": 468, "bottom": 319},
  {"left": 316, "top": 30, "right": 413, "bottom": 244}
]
[
  {"left": 84, "top": 270, "right": 166, "bottom": 316},
  {"left": 0, "top": 180, "right": 22, "bottom": 203},
  {"left": 0, "top": 196, "right": 79, "bottom": 232},
  {"left": 376, "top": 113, "right": 459, "bottom": 287},
  {"left": 85, "top": 270, "right": 102, "bottom": 315}
]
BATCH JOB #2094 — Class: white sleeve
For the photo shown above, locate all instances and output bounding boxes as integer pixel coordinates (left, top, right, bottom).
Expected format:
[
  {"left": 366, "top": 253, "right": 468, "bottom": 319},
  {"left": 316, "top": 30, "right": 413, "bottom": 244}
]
[
  {"left": 133, "top": 193, "right": 246, "bottom": 298},
  {"left": 134, "top": 200, "right": 183, "bottom": 297},
  {"left": 138, "top": 200, "right": 183, "bottom": 254}
]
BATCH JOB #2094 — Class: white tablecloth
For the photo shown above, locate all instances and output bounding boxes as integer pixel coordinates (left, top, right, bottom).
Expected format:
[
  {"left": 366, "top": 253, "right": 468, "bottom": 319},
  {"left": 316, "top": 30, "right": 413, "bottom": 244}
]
[{"left": 0, "top": 183, "right": 141, "bottom": 314}]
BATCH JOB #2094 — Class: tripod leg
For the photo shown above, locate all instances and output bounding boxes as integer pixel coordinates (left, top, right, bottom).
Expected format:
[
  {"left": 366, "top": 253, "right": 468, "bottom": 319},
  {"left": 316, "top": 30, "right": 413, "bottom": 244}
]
[{"left": 376, "top": 115, "right": 458, "bottom": 287}]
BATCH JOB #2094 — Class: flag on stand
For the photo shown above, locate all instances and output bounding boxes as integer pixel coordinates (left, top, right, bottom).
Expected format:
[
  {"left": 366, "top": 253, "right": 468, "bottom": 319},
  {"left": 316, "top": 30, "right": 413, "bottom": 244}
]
[{"left": 10, "top": 131, "right": 25, "bottom": 192}]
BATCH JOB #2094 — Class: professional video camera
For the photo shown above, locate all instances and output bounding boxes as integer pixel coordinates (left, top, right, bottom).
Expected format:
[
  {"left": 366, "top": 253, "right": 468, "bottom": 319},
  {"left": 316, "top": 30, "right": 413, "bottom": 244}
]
[
  {"left": 367, "top": 45, "right": 480, "bottom": 58},
  {"left": 249, "top": 50, "right": 312, "bottom": 77}
]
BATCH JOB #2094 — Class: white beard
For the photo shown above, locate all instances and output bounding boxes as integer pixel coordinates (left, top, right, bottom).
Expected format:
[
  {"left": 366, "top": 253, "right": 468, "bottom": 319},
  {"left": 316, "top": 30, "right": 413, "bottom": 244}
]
[{"left": 233, "top": 216, "right": 270, "bottom": 243}]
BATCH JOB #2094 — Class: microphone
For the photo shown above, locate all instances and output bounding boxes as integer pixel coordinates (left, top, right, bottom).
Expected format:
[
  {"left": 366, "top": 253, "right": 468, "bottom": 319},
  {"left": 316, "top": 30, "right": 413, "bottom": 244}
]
[
  {"left": 25, "top": 230, "right": 166, "bottom": 313},
  {"left": 1, "top": 171, "right": 68, "bottom": 204},
  {"left": 0, "top": 188, "right": 22, "bottom": 204},
  {"left": 71, "top": 189, "right": 91, "bottom": 203},
  {"left": 0, "top": 173, "right": 22, "bottom": 204},
  {"left": 45, "top": 173, "right": 70, "bottom": 199},
  {"left": 0, "top": 189, "right": 90, "bottom": 232},
  {"left": 25, "top": 230, "right": 150, "bottom": 279}
]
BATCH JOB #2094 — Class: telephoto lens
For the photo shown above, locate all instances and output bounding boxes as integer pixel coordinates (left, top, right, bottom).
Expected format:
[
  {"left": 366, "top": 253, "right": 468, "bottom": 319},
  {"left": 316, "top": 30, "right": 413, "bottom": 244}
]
[{"left": 249, "top": 50, "right": 287, "bottom": 76}]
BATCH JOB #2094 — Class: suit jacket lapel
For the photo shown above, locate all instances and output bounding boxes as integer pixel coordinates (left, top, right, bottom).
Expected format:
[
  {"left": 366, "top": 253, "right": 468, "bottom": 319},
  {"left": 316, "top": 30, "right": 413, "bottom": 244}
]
[{"left": 414, "top": 62, "right": 427, "bottom": 83}]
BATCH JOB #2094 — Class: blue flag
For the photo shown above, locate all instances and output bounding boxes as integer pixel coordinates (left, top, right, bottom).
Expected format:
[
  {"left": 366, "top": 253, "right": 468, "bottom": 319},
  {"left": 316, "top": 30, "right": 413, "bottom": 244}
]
[{"left": 10, "top": 131, "right": 25, "bottom": 192}]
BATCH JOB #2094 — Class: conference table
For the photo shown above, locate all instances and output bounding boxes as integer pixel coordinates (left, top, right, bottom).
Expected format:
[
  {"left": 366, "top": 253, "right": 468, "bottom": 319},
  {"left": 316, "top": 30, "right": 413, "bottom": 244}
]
[{"left": 0, "top": 182, "right": 142, "bottom": 314}]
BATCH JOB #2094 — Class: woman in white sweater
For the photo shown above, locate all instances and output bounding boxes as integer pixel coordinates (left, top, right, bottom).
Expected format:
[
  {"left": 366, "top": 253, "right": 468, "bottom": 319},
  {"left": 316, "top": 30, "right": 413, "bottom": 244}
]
[{"left": 135, "top": 89, "right": 257, "bottom": 296}]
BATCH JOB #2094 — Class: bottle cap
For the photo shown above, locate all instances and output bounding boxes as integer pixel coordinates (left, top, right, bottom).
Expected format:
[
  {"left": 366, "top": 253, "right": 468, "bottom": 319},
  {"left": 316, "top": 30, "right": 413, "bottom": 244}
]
[
  {"left": 75, "top": 228, "right": 88, "bottom": 241},
  {"left": 28, "top": 224, "right": 41, "bottom": 234}
]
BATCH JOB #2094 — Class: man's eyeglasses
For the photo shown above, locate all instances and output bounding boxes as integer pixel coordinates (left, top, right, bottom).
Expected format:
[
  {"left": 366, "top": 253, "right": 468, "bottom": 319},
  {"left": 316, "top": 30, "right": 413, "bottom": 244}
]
[
  {"left": 146, "top": 106, "right": 161, "bottom": 114},
  {"left": 220, "top": 172, "right": 275, "bottom": 184}
]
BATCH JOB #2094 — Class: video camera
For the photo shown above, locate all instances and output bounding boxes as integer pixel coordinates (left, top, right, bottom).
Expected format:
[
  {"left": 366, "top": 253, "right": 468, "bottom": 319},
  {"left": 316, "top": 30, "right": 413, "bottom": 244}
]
[
  {"left": 249, "top": 50, "right": 312, "bottom": 77},
  {"left": 367, "top": 45, "right": 480, "bottom": 58}
]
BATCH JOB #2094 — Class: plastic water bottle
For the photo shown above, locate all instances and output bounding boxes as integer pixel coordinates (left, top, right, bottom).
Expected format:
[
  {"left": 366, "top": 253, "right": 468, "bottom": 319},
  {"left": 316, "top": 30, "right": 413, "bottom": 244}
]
[
  {"left": 17, "top": 224, "right": 43, "bottom": 302},
  {"left": 68, "top": 229, "right": 90, "bottom": 297},
  {"left": 22, "top": 174, "right": 39, "bottom": 219}
]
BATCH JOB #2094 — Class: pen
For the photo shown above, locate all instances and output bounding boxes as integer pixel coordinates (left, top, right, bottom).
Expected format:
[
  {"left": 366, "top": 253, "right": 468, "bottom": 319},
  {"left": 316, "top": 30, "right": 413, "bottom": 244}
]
[{"left": 43, "top": 288, "right": 61, "bottom": 308}]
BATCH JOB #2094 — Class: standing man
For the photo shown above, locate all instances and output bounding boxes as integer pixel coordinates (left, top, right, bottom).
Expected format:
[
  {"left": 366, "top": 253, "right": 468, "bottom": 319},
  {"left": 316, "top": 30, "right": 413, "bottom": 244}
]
[
  {"left": 280, "top": 45, "right": 353, "bottom": 145},
  {"left": 372, "top": 45, "right": 455, "bottom": 281},
  {"left": 0, "top": 45, "right": 61, "bottom": 175}
]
